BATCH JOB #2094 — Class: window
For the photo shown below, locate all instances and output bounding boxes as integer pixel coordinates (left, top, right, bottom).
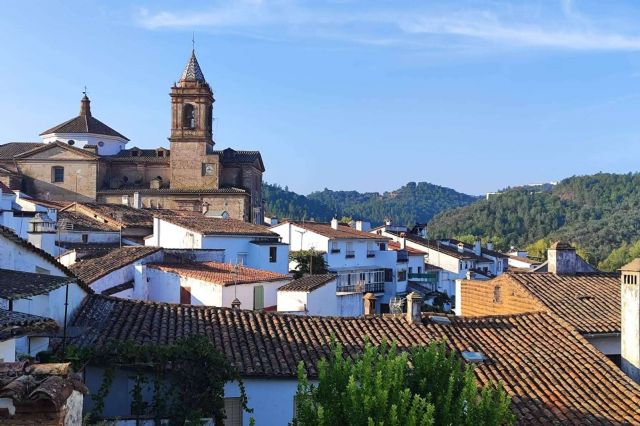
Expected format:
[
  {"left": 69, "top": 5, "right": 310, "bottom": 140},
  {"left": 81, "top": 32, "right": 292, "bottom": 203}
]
[
  {"left": 180, "top": 286, "right": 191, "bottom": 304},
  {"left": 384, "top": 268, "right": 393, "bottom": 282},
  {"left": 409, "top": 267, "right": 413, "bottom": 274},
  {"left": 397, "top": 270, "right": 407, "bottom": 281},
  {"left": 183, "top": 104, "right": 196, "bottom": 129},
  {"left": 253, "top": 285, "right": 264, "bottom": 310},
  {"left": 52, "top": 166, "right": 64, "bottom": 183},
  {"left": 269, "top": 246, "right": 277, "bottom": 263},
  {"left": 237, "top": 253, "right": 247, "bottom": 265},
  {"left": 418, "top": 266, "right": 422, "bottom": 274},
  {"left": 131, "top": 150, "right": 139, "bottom": 157},
  {"left": 98, "top": 141, "right": 104, "bottom": 147},
  {"left": 346, "top": 242, "right": 355, "bottom": 258},
  {"left": 379, "top": 243, "right": 386, "bottom": 251},
  {"left": 331, "top": 241, "right": 340, "bottom": 253},
  {"left": 223, "top": 397, "right": 243, "bottom": 426},
  {"left": 67, "top": 139, "right": 75, "bottom": 146},
  {"left": 82, "top": 234, "right": 89, "bottom": 243}
]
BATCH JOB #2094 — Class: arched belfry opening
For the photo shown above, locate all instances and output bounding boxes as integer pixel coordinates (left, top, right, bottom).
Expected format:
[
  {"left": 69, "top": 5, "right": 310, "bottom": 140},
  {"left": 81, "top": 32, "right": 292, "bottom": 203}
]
[{"left": 183, "top": 104, "right": 196, "bottom": 129}]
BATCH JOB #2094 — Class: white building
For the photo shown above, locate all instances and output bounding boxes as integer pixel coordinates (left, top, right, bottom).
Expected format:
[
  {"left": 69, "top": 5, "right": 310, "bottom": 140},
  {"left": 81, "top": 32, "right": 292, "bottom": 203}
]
[
  {"left": 146, "top": 215, "right": 289, "bottom": 273},
  {"left": 0, "top": 308, "right": 58, "bottom": 362},
  {"left": 147, "top": 261, "right": 290, "bottom": 310},
  {"left": 271, "top": 220, "right": 415, "bottom": 313}
]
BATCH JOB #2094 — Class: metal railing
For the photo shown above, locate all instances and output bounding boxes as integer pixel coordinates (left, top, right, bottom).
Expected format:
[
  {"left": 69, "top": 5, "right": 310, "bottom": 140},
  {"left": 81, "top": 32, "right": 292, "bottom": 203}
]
[
  {"left": 336, "top": 270, "right": 385, "bottom": 293},
  {"left": 408, "top": 272, "right": 438, "bottom": 283},
  {"left": 337, "top": 281, "right": 385, "bottom": 293}
]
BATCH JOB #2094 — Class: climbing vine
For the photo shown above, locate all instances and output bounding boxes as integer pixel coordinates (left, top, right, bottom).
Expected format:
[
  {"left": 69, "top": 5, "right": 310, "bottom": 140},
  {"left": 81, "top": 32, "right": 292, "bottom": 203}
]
[{"left": 61, "top": 335, "right": 252, "bottom": 425}]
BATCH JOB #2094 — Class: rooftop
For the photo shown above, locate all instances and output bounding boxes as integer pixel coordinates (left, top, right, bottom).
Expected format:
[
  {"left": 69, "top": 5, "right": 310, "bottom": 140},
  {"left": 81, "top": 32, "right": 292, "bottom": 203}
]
[
  {"left": 0, "top": 269, "right": 77, "bottom": 300},
  {"left": 70, "top": 295, "right": 640, "bottom": 424},
  {"left": 180, "top": 50, "right": 206, "bottom": 82},
  {"left": 461, "top": 271, "right": 621, "bottom": 335},
  {"left": 387, "top": 241, "right": 425, "bottom": 255},
  {"left": 386, "top": 231, "right": 486, "bottom": 261},
  {"left": 0, "top": 361, "right": 87, "bottom": 411},
  {"left": 0, "top": 310, "right": 58, "bottom": 341},
  {"left": 160, "top": 215, "right": 277, "bottom": 237},
  {"left": 278, "top": 274, "right": 337, "bottom": 292},
  {"left": 69, "top": 246, "right": 162, "bottom": 284},
  {"left": 281, "top": 221, "right": 389, "bottom": 240},
  {"left": 65, "top": 203, "right": 155, "bottom": 229},
  {"left": 0, "top": 142, "right": 42, "bottom": 159},
  {"left": 148, "top": 261, "right": 290, "bottom": 286},
  {"left": 58, "top": 210, "right": 119, "bottom": 232}
]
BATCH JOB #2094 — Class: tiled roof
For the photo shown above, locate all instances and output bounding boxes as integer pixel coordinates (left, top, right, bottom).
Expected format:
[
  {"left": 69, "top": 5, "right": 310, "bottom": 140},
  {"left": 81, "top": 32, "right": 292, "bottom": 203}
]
[
  {"left": 103, "top": 148, "right": 170, "bottom": 163},
  {"left": 0, "top": 142, "right": 42, "bottom": 159},
  {"left": 0, "top": 164, "right": 19, "bottom": 176},
  {"left": 58, "top": 210, "right": 119, "bottom": 232},
  {"left": 13, "top": 140, "right": 99, "bottom": 160},
  {"left": 0, "top": 269, "right": 76, "bottom": 300},
  {"left": 69, "top": 246, "right": 161, "bottom": 284},
  {"left": 386, "top": 232, "right": 484, "bottom": 261},
  {"left": 461, "top": 272, "right": 621, "bottom": 335},
  {"left": 387, "top": 241, "right": 425, "bottom": 255},
  {"left": 97, "top": 187, "right": 249, "bottom": 195},
  {"left": 0, "top": 362, "right": 87, "bottom": 410},
  {"left": 39, "top": 115, "right": 129, "bottom": 141},
  {"left": 65, "top": 203, "right": 155, "bottom": 229},
  {"left": 509, "top": 272, "right": 621, "bottom": 334},
  {"left": 160, "top": 215, "right": 277, "bottom": 236},
  {"left": 71, "top": 295, "right": 640, "bottom": 424},
  {"left": 148, "top": 261, "right": 290, "bottom": 286},
  {"left": 180, "top": 50, "right": 206, "bottom": 82},
  {"left": 278, "top": 274, "right": 337, "bottom": 292},
  {"left": 283, "top": 221, "right": 389, "bottom": 240},
  {"left": 446, "top": 238, "right": 508, "bottom": 259},
  {"left": 0, "top": 225, "right": 80, "bottom": 281},
  {"left": 213, "top": 148, "right": 265, "bottom": 171},
  {"left": 0, "top": 310, "right": 58, "bottom": 341}
]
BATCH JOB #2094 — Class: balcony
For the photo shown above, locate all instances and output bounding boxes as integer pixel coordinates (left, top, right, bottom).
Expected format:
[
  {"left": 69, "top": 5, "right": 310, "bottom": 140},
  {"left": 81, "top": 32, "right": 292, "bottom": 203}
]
[
  {"left": 408, "top": 272, "right": 438, "bottom": 283},
  {"left": 336, "top": 270, "right": 385, "bottom": 293},
  {"left": 345, "top": 250, "right": 355, "bottom": 259}
]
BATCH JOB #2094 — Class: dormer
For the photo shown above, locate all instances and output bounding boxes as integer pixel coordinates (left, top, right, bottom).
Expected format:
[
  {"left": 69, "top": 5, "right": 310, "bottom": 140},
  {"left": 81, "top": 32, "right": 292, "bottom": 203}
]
[
  {"left": 156, "top": 147, "right": 170, "bottom": 158},
  {"left": 129, "top": 147, "right": 141, "bottom": 157}
]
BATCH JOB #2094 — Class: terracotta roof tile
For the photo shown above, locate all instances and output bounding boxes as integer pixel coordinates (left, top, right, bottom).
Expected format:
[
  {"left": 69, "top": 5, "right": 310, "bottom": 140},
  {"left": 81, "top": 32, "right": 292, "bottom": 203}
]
[
  {"left": 70, "top": 296, "right": 640, "bottom": 424},
  {"left": 160, "top": 215, "right": 277, "bottom": 236},
  {"left": 0, "top": 269, "right": 76, "bottom": 300},
  {"left": 0, "top": 310, "right": 58, "bottom": 341},
  {"left": 39, "top": 114, "right": 129, "bottom": 140},
  {"left": 278, "top": 274, "right": 337, "bottom": 292},
  {"left": 386, "top": 231, "right": 487, "bottom": 261},
  {"left": 69, "top": 246, "right": 161, "bottom": 284},
  {"left": 282, "top": 221, "right": 389, "bottom": 240},
  {"left": 461, "top": 272, "right": 621, "bottom": 335},
  {"left": 387, "top": 241, "right": 425, "bottom": 255},
  {"left": 0, "top": 361, "right": 87, "bottom": 409},
  {"left": 149, "top": 261, "right": 290, "bottom": 286},
  {"left": 58, "top": 210, "right": 119, "bottom": 232},
  {"left": 65, "top": 203, "right": 155, "bottom": 229},
  {"left": 0, "top": 142, "right": 42, "bottom": 159}
]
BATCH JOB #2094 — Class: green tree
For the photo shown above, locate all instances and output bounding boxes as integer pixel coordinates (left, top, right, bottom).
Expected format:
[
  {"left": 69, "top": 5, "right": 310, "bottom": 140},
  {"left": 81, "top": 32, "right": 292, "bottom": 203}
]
[
  {"left": 289, "top": 249, "right": 329, "bottom": 278},
  {"left": 599, "top": 239, "right": 640, "bottom": 271},
  {"left": 291, "top": 340, "right": 514, "bottom": 426}
]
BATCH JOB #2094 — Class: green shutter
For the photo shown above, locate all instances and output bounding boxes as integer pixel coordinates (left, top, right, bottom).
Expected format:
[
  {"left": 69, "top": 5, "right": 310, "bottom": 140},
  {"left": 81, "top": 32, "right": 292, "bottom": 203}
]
[{"left": 253, "top": 286, "right": 264, "bottom": 310}]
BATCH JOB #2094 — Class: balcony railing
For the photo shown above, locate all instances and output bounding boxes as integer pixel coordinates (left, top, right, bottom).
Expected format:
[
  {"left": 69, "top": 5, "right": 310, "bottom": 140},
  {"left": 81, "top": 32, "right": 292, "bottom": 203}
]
[
  {"left": 345, "top": 250, "right": 355, "bottom": 258},
  {"left": 337, "top": 281, "right": 384, "bottom": 293},
  {"left": 336, "top": 270, "right": 385, "bottom": 293},
  {"left": 408, "top": 272, "right": 438, "bottom": 283}
]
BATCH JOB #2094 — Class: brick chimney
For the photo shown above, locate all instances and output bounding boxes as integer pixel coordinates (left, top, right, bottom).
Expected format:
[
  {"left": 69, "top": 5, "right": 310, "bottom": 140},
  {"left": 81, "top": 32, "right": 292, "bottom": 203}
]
[
  {"left": 547, "top": 241, "right": 577, "bottom": 275},
  {"left": 363, "top": 292, "right": 377, "bottom": 316},
  {"left": 406, "top": 292, "right": 423, "bottom": 324},
  {"left": 621, "top": 258, "right": 640, "bottom": 383}
]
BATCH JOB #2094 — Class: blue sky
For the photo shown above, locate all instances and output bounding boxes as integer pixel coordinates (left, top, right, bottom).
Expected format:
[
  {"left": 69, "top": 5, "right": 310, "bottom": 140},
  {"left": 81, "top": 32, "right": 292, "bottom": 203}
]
[{"left": 2, "top": 0, "right": 640, "bottom": 196}]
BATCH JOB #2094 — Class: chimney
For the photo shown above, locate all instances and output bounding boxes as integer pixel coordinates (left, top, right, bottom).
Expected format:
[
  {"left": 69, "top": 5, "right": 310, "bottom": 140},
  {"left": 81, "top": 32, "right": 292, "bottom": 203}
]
[
  {"left": 231, "top": 298, "right": 241, "bottom": 310},
  {"left": 621, "top": 258, "right": 640, "bottom": 383},
  {"left": 133, "top": 192, "right": 141, "bottom": 209},
  {"left": 457, "top": 242, "right": 465, "bottom": 253},
  {"left": 547, "top": 241, "right": 577, "bottom": 275},
  {"left": 385, "top": 218, "right": 391, "bottom": 226},
  {"left": 406, "top": 292, "right": 423, "bottom": 324},
  {"left": 363, "top": 293, "right": 377, "bottom": 316},
  {"left": 486, "top": 240, "right": 494, "bottom": 251},
  {"left": 355, "top": 220, "right": 371, "bottom": 232},
  {"left": 331, "top": 218, "right": 339, "bottom": 230},
  {"left": 28, "top": 213, "right": 57, "bottom": 256},
  {"left": 79, "top": 94, "right": 91, "bottom": 117},
  {"left": 473, "top": 237, "right": 481, "bottom": 256},
  {"left": 400, "top": 237, "right": 406, "bottom": 249}
]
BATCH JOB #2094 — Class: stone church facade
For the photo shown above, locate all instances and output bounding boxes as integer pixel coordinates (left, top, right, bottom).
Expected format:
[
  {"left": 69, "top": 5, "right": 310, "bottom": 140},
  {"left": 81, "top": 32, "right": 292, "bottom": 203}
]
[{"left": 0, "top": 51, "right": 264, "bottom": 223}]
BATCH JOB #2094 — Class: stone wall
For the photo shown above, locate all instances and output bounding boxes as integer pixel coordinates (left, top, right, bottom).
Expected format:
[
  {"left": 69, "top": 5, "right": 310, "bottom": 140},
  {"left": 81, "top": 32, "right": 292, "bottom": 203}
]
[{"left": 18, "top": 161, "right": 98, "bottom": 202}]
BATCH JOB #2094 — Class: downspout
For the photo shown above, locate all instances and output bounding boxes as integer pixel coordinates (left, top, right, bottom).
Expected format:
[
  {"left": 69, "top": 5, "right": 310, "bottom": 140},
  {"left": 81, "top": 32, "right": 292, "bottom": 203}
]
[{"left": 62, "top": 282, "right": 69, "bottom": 354}]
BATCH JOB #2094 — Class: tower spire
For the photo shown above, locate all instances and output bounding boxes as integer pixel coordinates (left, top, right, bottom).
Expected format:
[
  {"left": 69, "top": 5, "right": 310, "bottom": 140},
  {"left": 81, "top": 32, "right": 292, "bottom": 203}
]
[
  {"left": 79, "top": 88, "right": 91, "bottom": 117},
  {"left": 179, "top": 49, "right": 206, "bottom": 83}
]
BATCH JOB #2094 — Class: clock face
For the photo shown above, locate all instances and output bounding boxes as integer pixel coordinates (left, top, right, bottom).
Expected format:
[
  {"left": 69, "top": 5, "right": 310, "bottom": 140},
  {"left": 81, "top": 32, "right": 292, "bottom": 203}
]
[{"left": 205, "top": 163, "right": 216, "bottom": 175}]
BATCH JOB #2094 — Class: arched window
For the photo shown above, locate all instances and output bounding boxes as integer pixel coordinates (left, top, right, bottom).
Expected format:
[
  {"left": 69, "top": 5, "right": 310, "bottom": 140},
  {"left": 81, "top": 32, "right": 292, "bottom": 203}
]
[{"left": 183, "top": 104, "right": 196, "bottom": 129}]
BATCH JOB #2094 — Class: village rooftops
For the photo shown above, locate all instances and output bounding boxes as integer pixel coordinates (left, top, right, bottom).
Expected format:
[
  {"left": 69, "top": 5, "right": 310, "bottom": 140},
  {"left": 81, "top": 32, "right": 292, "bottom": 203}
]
[
  {"left": 0, "top": 142, "right": 43, "bottom": 159},
  {"left": 387, "top": 241, "right": 425, "bottom": 256},
  {"left": 385, "top": 231, "right": 488, "bottom": 261},
  {"left": 70, "top": 294, "right": 640, "bottom": 424},
  {"left": 58, "top": 210, "right": 119, "bottom": 232},
  {"left": 281, "top": 221, "right": 389, "bottom": 240},
  {"left": 69, "top": 246, "right": 161, "bottom": 284},
  {"left": 0, "top": 269, "right": 77, "bottom": 300},
  {"left": 0, "top": 361, "right": 87, "bottom": 413},
  {"left": 0, "top": 310, "right": 58, "bottom": 341},
  {"left": 148, "top": 261, "right": 290, "bottom": 286},
  {"left": 278, "top": 274, "right": 337, "bottom": 292},
  {"left": 159, "top": 215, "right": 278, "bottom": 237},
  {"left": 62, "top": 203, "right": 155, "bottom": 229},
  {"left": 445, "top": 238, "right": 508, "bottom": 259},
  {"left": 461, "top": 271, "right": 621, "bottom": 335}
]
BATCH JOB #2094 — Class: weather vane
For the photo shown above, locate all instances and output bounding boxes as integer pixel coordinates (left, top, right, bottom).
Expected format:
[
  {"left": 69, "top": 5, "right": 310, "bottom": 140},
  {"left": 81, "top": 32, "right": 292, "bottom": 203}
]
[{"left": 82, "top": 86, "right": 88, "bottom": 97}]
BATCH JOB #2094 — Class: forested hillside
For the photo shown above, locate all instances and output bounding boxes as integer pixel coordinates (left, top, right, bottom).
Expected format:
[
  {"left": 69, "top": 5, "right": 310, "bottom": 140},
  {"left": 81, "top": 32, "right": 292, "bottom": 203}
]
[
  {"left": 427, "top": 173, "right": 640, "bottom": 270},
  {"left": 263, "top": 182, "right": 477, "bottom": 226}
]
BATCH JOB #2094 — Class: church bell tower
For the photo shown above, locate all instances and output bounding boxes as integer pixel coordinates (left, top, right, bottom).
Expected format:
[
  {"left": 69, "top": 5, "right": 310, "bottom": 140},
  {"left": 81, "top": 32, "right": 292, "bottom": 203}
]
[{"left": 169, "top": 49, "right": 217, "bottom": 189}]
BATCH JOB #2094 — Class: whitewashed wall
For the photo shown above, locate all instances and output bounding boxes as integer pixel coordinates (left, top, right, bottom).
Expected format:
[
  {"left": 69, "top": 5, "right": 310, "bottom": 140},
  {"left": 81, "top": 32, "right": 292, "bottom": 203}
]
[
  {"left": 0, "top": 237, "right": 68, "bottom": 276},
  {"left": 89, "top": 251, "right": 164, "bottom": 295},
  {"left": 0, "top": 339, "right": 15, "bottom": 362}
]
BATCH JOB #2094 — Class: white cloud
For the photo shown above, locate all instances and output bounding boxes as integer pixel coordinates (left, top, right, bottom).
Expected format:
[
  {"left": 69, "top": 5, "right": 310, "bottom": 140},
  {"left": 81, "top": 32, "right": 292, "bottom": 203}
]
[{"left": 135, "top": 1, "right": 640, "bottom": 51}]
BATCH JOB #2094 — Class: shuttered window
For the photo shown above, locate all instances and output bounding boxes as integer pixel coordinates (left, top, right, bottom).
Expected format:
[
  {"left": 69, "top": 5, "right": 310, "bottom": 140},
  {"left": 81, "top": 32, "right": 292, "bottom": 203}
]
[
  {"left": 253, "top": 285, "right": 264, "bottom": 310},
  {"left": 223, "top": 397, "right": 243, "bottom": 426}
]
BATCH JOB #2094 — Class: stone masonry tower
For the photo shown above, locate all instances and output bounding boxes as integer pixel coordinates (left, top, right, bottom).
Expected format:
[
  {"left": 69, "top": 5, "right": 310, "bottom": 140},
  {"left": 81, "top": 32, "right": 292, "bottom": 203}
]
[
  {"left": 169, "top": 50, "right": 218, "bottom": 189},
  {"left": 621, "top": 258, "right": 640, "bottom": 383}
]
